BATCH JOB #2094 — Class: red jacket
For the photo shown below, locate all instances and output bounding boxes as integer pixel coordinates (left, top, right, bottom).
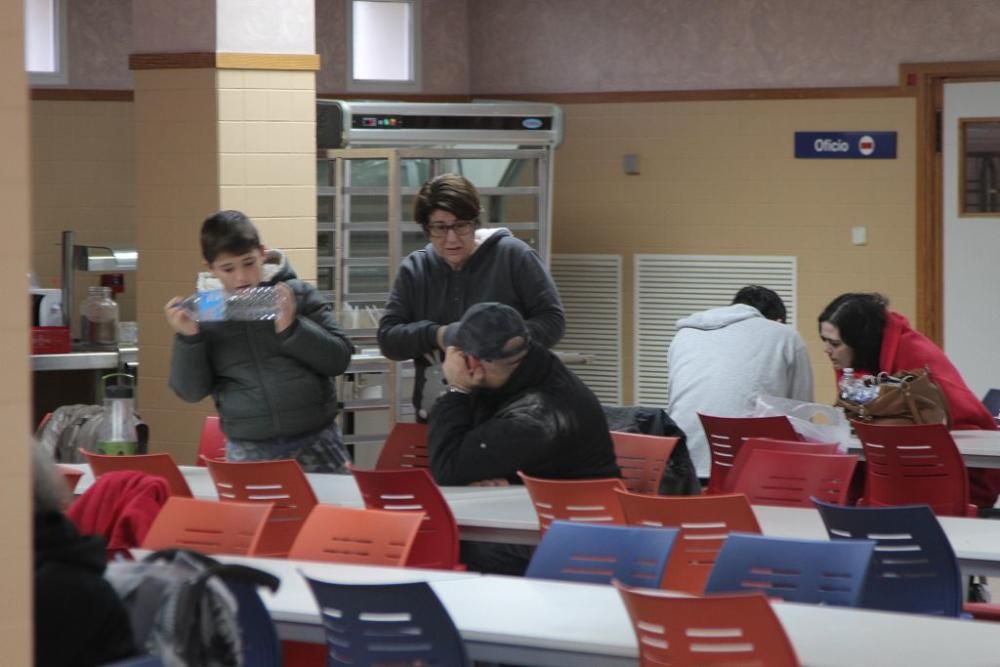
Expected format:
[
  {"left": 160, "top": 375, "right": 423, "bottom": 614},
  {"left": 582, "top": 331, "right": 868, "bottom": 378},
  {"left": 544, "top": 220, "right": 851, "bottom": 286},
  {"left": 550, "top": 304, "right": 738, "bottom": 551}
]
[
  {"left": 880, "top": 311, "right": 999, "bottom": 506},
  {"left": 67, "top": 470, "right": 170, "bottom": 558}
]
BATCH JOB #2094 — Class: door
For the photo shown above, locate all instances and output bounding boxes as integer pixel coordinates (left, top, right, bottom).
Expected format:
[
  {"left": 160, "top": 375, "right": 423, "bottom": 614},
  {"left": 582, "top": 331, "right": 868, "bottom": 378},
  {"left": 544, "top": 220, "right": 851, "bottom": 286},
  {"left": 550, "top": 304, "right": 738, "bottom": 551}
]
[{"left": 942, "top": 81, "right": 1000, "bottom": 398}]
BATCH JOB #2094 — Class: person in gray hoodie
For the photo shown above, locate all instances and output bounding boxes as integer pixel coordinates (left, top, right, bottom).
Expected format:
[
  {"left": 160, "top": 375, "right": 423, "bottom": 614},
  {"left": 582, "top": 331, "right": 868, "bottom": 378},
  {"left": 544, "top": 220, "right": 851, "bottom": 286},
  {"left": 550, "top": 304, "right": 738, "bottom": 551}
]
[
  {"left": 666, "top": 285, "right": 814, "bottom": 478},
  {"left": 378, "top": 173, "right": 565, "bottom": 419}
]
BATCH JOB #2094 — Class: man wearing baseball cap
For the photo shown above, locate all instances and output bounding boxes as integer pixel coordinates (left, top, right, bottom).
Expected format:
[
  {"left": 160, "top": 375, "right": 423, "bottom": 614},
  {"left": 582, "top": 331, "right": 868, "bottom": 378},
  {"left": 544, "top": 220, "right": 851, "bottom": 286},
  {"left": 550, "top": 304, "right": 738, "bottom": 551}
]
[{"left": 428, "top": 302, "right": 619, "bottom": 488}]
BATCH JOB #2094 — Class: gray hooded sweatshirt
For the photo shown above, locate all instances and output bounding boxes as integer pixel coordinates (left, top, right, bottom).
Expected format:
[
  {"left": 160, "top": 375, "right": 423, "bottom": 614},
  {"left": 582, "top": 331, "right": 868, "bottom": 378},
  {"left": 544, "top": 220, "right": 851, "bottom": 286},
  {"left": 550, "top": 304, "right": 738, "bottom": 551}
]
[{"left": 666, "top": 303, "right": 814, "bottom": 476}]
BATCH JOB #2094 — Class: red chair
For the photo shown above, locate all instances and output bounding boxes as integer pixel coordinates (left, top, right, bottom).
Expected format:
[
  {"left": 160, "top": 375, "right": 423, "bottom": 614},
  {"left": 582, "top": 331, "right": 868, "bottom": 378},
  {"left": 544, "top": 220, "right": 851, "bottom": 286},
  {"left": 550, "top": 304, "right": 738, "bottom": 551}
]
[
  {"left": 141, "top": 496, "right": 272, "bottom": 556},
  {"left": 610, "top": 432, "right": 679, "bottom": 494},
  {"left": 615, "top": 583, "right": 801, "bottom": 667},
  {"left": 853, "top": 422, "right": 977, "bottom": 517},
  {"left": 57, "top": 465, "right": 85, "bottom": 493},
  {"left": 374, "top": 422, "right": 430, "bottom": 470},
  {"left": 289, "top": 505, "right": 424, "bottom": 566},
  {"left": 517, "top": 471, "right": 626, "bottom": 535},
  {"left": 205, "top": 458, "right": 319, "bottom": 557},
  {"left": 82, "top": 451, "right": 193, "bottom": 498},
  {"left": 197, "top": 415, "right": 226, "bottom": 465},
  {"left": 352, "top": 468, "right": 462, "bottom": 570},
  {"left": 723, "top": 438, "right": 841, "bottom": 492},
  {"left": 729, "top": 450, "right": 859, "bottom": 507},
  {"left": 698, "top": 414, "right": 800, "bottom": 494},
  {"left": 615, "top": 490, "right": 761, "bottom": 593}
]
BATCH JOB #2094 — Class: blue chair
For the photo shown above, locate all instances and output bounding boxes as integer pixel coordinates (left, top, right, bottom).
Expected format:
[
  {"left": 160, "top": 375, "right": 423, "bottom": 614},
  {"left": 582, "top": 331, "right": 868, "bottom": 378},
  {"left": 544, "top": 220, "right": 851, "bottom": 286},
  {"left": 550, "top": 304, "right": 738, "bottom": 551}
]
[
  {"left": 982, "top": 389, "right": 1000, "bottom": 426},
  {"left": 525, "top": 520, "right": 677, "bottom": 587},
  {"left": 228, "top": 580, "right": 282, "bottom": 667},
  {"left": 812, "top": 499, "right": 963, "bottom": 617},
  {"left": 303, "top": 576, "right": 469, "bottom": 666},
  {"left": 704, "top": 533, "right": 874, "bottom": 607}
]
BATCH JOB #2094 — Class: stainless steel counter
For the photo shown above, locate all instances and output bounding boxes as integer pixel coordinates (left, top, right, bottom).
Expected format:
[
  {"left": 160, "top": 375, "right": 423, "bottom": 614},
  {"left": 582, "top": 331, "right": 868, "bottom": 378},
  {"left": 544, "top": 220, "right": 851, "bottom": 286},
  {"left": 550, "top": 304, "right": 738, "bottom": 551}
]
[{"left": 32, "top": 346, "right": 139, "bottom": 372}]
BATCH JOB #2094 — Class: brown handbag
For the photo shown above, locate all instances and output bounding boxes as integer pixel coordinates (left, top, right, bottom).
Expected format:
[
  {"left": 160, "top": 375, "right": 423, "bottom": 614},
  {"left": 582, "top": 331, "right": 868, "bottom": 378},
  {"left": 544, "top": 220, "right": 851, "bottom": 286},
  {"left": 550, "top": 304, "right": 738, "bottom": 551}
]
[{"left": 836, "top": 367, "right": 952, "bottom": 428}]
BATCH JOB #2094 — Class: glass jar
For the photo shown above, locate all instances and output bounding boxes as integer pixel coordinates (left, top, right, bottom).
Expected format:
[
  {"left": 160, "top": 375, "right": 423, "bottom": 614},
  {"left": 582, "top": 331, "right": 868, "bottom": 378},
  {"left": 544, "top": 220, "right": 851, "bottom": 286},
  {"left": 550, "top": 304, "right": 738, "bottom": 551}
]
[{"left": 80, "top": 286, "right": 118, "bottom": 348}]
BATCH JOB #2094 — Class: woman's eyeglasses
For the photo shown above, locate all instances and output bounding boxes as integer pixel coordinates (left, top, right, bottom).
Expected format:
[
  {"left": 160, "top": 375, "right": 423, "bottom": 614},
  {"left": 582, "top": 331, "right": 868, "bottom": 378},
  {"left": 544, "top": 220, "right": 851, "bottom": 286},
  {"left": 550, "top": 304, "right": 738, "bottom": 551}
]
[{"left": 427, "top": 220, "right": 475, "bottom": 238}]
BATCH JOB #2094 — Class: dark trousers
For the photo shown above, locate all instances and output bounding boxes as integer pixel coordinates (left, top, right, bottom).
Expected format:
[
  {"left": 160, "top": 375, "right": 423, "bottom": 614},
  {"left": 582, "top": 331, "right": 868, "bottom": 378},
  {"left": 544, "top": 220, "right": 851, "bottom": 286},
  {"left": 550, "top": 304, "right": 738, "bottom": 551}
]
[{"left": 460, "top": 541, "right": 536, "bottom": 576}]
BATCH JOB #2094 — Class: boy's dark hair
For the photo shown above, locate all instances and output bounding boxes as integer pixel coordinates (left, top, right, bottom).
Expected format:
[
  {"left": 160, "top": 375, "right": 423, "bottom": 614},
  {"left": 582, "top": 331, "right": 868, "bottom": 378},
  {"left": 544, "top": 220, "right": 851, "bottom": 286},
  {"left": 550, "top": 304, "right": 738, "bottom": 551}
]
[
  {"left": 200, "top": 210, "right": 261, "bottom": 263},
  {"left": 732, "top": 285, "right": 787, "bottom": 323},
  {"left": 818, "top": 292, "right": 888, "bottom": 373},
  {"left": 413, "top": 173, "right": 482, "bottom": 229}
]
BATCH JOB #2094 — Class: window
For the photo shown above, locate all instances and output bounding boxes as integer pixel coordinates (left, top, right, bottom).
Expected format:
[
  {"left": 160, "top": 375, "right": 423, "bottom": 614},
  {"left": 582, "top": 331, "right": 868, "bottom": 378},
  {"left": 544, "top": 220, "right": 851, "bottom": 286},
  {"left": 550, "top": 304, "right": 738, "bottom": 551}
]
[
  {"left": 24, "top": 0, "right": 67, "bottom": 85},
  {"left": 347, "top": 0, "right": 420, "bottom": 91}
]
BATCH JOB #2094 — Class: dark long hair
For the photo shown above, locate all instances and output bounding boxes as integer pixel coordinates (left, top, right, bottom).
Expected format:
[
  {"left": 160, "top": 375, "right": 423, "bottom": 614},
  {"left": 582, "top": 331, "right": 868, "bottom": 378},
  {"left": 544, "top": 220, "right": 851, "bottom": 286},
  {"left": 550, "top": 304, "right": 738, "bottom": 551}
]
[{"left": 818, "top": 292, "right": 888, "bottom": 373}]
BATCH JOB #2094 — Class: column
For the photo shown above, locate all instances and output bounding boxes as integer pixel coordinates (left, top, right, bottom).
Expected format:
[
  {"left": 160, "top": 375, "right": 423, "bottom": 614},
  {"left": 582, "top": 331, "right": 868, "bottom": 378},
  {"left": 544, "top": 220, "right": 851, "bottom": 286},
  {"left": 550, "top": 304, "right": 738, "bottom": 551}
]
[
  {"left": 0, "top": 0, "right": 34, "bottom": 660},
  {"left": 132, "top": 0, "right": 318, "bottom": 461}
]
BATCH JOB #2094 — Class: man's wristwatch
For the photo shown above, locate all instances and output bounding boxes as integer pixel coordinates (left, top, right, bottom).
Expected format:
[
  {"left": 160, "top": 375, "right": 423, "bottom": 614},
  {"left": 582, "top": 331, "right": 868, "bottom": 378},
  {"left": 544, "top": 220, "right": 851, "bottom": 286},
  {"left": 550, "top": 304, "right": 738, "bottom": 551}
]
[{"left": 447, "top": 385, "right": 470, "bottom": 394}]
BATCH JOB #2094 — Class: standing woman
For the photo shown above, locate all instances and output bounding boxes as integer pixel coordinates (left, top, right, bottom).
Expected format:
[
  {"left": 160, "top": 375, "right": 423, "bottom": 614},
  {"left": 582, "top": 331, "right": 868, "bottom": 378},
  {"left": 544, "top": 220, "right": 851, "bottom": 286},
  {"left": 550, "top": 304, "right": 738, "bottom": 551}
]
[
  {"left": 378, "top": 173, "right": 565, "bottom": 420},
  {"left": 818, "top": 292, "right": 1000, "bottom": 508}
]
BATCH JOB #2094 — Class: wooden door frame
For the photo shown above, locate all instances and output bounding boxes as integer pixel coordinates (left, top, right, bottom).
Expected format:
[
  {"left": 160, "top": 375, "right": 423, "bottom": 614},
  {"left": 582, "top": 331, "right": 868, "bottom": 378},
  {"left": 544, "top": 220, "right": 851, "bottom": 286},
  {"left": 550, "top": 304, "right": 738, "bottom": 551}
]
[{"left": 903, "top": 60, "right": 1000, "bottom": 345}]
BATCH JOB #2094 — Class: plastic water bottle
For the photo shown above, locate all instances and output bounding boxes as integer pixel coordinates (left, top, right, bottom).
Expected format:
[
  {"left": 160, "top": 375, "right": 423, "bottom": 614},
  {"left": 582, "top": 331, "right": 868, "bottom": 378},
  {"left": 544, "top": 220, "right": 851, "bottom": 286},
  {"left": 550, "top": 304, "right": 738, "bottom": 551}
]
[
  {"left": 839, "top": 368, "right": 857, "bottom": 400},
  {"left": 177, "top": 287, "right": 279, "bottom": 322}
]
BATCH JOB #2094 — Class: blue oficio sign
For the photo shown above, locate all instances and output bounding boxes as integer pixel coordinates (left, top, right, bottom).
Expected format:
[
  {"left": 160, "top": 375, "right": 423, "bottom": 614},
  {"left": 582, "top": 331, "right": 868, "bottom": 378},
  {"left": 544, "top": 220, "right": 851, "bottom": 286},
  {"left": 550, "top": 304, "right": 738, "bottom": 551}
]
[{"left": 795, "top": 132, "right": 897, "bottom": 159}]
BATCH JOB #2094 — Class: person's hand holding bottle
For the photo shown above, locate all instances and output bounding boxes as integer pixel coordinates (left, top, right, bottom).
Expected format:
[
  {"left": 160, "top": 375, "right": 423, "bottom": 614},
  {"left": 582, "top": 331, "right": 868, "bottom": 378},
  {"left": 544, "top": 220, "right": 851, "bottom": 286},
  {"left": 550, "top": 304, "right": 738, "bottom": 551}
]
[{"left": 164, "top": 297, "right": 199, "bottom": 336}]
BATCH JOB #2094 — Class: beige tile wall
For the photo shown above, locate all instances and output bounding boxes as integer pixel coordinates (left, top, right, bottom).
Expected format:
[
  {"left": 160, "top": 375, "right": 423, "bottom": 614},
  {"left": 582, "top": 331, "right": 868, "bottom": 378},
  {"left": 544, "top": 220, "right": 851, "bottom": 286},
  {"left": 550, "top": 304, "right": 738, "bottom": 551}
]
[
  {"left": 136, "top": 68, "right": 318, "bottom": 463},
  {"left": 31, "top": 100, "right": 137, "bottom": 323},
  {"left": 551, "top": 97, "right": 917, "bottom": 405},
  {"left": 1, "top": 0, "right": 35, "bottom": 660}
]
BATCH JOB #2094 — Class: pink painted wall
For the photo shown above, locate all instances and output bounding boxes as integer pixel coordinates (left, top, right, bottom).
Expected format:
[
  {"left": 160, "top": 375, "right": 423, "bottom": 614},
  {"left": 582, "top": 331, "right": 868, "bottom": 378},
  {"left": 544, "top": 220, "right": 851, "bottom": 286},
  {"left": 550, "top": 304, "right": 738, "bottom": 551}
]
[
  {"left": 67, "top": 0, "right": 132, "bottom": 89},
  {"left": 54, "top": 0, "right": 1000, "bottom": 93},
  {"left": 315, "top": 0, "right": 469, "bottom": 94},
  {"left": 468, "top": 0, "right": 1000, "bottom": 93}
]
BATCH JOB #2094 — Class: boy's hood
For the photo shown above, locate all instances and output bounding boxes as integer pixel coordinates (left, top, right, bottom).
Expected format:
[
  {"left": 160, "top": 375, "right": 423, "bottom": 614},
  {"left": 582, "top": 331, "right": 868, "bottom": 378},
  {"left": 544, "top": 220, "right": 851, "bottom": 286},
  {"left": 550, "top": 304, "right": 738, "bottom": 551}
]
[{"left": 196, "top": 248, "right": 294, "bottom": 290}]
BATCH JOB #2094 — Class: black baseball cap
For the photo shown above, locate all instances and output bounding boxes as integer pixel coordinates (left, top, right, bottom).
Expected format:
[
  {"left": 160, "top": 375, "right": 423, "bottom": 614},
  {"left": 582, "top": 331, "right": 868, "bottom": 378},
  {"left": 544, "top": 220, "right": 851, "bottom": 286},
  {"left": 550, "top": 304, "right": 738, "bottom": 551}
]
[{"left": 443, "top": 302, "right": 531, "bottom": 361}]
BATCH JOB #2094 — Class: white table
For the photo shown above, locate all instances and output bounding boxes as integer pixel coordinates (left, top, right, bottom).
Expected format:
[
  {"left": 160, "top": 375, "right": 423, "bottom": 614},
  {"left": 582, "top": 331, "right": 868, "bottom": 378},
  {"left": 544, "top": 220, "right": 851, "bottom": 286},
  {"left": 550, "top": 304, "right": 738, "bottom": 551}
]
[
  {"left": 69, "top": 463, "right": 525, "bottom": 507},
  {"left": 213, "top": 554, "right": 1000, "bottom": 667},
  {"left": 448, "top": 488, "right": 1000, "bottom": 578},
  {"left": 432, "top": 576, "right": 1000, "bottom": 667},
  {"left": 847, "top": 429, "right": 1000, "bottom": 469}
]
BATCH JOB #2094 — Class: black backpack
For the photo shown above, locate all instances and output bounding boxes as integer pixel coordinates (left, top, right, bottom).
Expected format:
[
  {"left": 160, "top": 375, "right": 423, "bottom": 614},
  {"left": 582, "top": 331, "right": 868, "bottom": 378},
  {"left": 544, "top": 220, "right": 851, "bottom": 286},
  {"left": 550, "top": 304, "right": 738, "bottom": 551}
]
[{"left": 105, "top": 549, "right": 280, "bottom": 667}]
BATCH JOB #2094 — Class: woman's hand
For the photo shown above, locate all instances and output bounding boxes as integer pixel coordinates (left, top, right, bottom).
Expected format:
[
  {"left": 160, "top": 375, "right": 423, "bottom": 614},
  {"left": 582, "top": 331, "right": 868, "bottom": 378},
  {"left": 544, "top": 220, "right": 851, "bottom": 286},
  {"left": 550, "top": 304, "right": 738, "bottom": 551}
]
[
  {"left": 164, "top": 297, "right": 199, "bottom": 337},
  {"left": 274, "top": 283, "right": 297, "bottom": 333}
]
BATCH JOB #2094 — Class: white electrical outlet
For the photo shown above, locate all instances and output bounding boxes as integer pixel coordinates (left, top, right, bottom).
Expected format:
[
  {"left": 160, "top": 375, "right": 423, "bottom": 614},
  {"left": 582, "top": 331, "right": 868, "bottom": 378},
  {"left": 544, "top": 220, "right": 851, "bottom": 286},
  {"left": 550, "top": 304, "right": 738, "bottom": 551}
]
[{"left": 851, "top": 226, "right": 867, "bottom": 246}]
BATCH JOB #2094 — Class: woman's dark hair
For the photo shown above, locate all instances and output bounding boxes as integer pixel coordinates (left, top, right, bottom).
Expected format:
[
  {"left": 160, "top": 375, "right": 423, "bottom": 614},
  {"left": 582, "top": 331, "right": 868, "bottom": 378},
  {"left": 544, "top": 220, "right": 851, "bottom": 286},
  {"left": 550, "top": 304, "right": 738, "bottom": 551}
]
[
  {"left": 732, "top": 285, "right": 787, "bottom": 323},
  {"left": 413, "top": 173, "right": 482, "bottom": 229},
  {"left": 818, "top": 292, "right": 888, "bottom": 372},
  {"left": 200, "top": 210, "right": 261, "bottom": 263}
]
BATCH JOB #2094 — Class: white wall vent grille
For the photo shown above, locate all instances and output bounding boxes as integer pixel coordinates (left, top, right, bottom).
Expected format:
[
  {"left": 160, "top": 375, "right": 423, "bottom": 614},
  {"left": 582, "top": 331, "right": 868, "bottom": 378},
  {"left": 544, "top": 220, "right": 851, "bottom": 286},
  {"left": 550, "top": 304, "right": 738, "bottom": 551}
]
[
  {"left": 634, "top": 254, "right": 797, "bottom": 407},
  {"left": 551, "top": 254, "right": 622, "bottom": 405}
]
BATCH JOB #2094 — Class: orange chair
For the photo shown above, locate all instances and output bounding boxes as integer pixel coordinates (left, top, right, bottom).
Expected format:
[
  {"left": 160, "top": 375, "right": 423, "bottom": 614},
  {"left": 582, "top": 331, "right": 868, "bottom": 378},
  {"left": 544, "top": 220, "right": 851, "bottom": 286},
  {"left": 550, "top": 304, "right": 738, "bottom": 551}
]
[
  {"left": 615, "top": 490, "right": 761, "bottom": 593},
  {"left": 352, "top": 468, "right": 462, "bottom": 570},
  {"left": 610, "top": 431, "right": 679, "bottom": 495},
  {"left": 374, "top": 422, "right": 430, "bottom": 470},
  {"left": 197, "top": 415, "right": 227, "bottom": 465},
  {"left": 615, "top": 583, "right": 801, "bottom": 667},
  {"left": 517, "top": 471, "right": 626, "bottom": 535},
  {"left": 83, "top": 451, "right": 193, "bottom": 498},
  {"left": 57, "top": 465, "right": 85, "bottom": 493},
  {"left": 730, "top": 450, "right": 859, "bottom": 508},
  {"left": 205, "top": 458, "right": 319, "bottom": 557},
  {"left": 723, "top": 438, "right": 841, "bottom": 493},
  {"left": 698, "top": 414, "right": 800, "bottom": 494},
  {"left": 853, "top": 422, "right": 977, "bottom": 517},
  {"left": 141, "top": 496, "right": 272, "bottom": 556},
  {"left": 289, "top": 505, "right": 424, "bottom": 566}
]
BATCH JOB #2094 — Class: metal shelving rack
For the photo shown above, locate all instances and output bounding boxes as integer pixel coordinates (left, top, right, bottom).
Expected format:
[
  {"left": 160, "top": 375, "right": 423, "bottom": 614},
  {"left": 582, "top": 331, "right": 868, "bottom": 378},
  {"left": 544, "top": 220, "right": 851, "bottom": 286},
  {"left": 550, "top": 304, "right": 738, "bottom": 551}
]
[{"left": 316, "top": 101, "right": 563, "bottom": 465}]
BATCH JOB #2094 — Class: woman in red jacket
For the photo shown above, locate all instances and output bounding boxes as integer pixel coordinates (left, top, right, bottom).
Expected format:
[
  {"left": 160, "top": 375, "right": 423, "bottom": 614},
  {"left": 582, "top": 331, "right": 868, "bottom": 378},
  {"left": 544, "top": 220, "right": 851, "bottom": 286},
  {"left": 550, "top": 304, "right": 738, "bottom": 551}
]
[{"left": 818, "top": 292, "right": 1000, "bottom": 508}]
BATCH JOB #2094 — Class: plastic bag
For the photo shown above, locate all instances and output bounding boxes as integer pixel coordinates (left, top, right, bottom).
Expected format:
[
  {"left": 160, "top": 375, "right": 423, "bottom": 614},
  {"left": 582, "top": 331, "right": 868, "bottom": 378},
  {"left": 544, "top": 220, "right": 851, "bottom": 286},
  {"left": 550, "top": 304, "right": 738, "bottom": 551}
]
[{"left": 752, "top": 394, "right": 851, "bottom": 452}]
